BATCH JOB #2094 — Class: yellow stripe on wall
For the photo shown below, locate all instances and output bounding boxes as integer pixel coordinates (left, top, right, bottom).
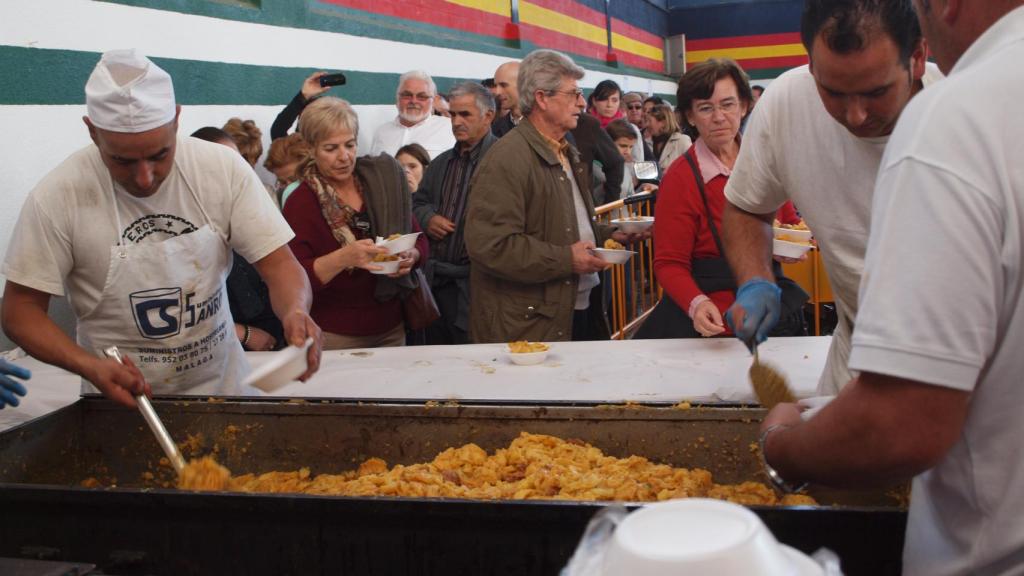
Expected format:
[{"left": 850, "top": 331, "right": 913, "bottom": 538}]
[
  {"left": 445, "top": 0, "right": 511, "bottom": 18},
  {"left": 519, "top": 2, "right": 607, "bottom": 44},
  {"left": 686, "top": 43, "right": 806, "bottom": 63},
  {"left": 611, "top": 32, "right": 662, "bottom": 61}
]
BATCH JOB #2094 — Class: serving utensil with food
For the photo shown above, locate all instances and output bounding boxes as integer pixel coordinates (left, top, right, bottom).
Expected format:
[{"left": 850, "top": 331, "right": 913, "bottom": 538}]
[
  {"left": 749, "top": 344, "right": 796, "bottom": 410},
  {"left": 103, "top": 346, "right": 186, "bottom": 474}
]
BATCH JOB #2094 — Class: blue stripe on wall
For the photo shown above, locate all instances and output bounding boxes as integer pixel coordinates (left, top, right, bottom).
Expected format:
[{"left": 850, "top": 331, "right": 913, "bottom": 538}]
[{"left": 667, "top": 0, "right": 803, "bottom": 39}]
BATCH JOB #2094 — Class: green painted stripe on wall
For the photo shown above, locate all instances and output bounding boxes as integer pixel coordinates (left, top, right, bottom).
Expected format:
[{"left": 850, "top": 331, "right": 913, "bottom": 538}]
[
  {"left": 0, "top": 46, "right": 677, "bottom": 106},
  {"left": 0, "top": 46, "right": 449, "bottom": 106},
  {"left": 100, "top": 0, "right": 671, "bottom": 81},
  {"left": 747, "top": 66, "right": 797, "bottom": 80}
]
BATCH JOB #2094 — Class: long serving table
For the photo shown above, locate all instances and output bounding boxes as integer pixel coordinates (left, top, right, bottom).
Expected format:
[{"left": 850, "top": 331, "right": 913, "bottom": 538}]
[{"left": 0, "top": 337, "right": 831, "bottom": 433}]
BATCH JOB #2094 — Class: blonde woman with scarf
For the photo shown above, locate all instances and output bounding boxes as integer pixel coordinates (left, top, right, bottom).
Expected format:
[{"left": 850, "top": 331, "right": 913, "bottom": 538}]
[{"left": 282, "top": 97, "right": 429, "bottom": 350}]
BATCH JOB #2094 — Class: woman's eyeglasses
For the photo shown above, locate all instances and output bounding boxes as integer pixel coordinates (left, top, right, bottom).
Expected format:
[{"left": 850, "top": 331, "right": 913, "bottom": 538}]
[{"left": 694, "top": 98, "right": 740, "bottom": 117}]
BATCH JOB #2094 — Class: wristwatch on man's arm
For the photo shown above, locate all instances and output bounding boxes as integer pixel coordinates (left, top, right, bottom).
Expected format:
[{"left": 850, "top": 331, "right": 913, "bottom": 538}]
[{"left": 758, "top": 424, "right": 808, "bottom": 494}]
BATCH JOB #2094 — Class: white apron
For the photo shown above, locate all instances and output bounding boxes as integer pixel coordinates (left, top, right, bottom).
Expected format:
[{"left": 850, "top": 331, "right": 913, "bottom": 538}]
[{"left": 77, "top": 163, "right": 250, "bottom": 396}]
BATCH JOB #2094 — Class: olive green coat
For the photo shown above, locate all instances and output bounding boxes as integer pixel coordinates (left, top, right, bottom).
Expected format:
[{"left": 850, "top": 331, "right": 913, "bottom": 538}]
[{"left": 464, "top": 118, "right": 613, "bottom": 343}]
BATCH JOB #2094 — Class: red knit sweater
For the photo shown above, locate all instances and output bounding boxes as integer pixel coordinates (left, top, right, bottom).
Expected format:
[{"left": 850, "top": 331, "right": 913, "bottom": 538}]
[{"left": 282, "top": 181, "right": 428, "bottom": 336}]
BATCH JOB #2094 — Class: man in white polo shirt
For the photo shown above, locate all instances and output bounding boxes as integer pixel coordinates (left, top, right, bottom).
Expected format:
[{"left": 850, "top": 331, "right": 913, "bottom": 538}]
[
  {"left": 369, "top": 70, "right": 456, "bottom": 160},
  {"left": 758, "top": 1, "right": 1024, "bottom": 574},
  {"left": 721, "top": 0, "right": 942, "bottom": 395},
  {"left": 1, "top": 50, "right": 322, "bottom": 407}
]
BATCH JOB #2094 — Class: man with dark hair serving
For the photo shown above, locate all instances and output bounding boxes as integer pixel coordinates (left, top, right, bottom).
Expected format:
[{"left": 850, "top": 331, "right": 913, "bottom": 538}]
[
  {"left": 756, "top": 1, "right": 1024, "bottom": 574},
  {"left": 721, "top": 0, "right": 943, "bottom": 395}
]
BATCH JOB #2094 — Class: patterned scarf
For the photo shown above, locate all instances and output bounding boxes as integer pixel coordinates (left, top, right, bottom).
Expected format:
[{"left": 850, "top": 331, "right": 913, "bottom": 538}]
[{"left": 299, "top": 156, "right": 359, "bottom": 247}]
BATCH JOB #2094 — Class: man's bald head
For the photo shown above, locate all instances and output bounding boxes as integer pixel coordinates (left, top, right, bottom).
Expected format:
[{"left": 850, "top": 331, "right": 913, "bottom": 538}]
[{"left": 493, "top": 61, "right": 520, "bottom": 116}]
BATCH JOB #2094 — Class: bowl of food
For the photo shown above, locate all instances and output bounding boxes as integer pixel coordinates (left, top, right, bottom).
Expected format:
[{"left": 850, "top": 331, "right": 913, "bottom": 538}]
[
  {"left": 772, "top": 221, "right": 813, "bottom": 242},
  {"left": 773, "top": 228, "right": 813, "bottom": 242},
  {"left": 507, "top": 341, "right": 549, "bottom": 365},
  {"left": 611, "top": 215, "right": 654, "bottom": 234},
  {"left": 592, "top": 239, "right": 635, "bottom": 265},
  {"left": 376, "top": 232, "right": 421, "bottom": 255},
  {"left": 772, "top": 238, "right": 813, "bottom": 259},
  {"left": 369, "top": 254, "right": 402, "bottom": 274},
  {"left": 600, "top": 499, "right": 823, "bottom": 576}
]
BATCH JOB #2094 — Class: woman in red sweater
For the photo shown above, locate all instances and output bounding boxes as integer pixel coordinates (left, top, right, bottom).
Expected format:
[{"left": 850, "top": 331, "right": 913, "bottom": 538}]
[
  {"left": 283, "top": 97, "right": 429, "bottom": 350},
  {"left": 638, "top": 59, "right": 806, "bottom": 339}
]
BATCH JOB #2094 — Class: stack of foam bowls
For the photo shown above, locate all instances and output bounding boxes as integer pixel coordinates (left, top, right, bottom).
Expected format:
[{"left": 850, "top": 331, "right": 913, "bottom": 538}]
[{"left": 601, "top": 498, "right": 825, "bottom": 576}]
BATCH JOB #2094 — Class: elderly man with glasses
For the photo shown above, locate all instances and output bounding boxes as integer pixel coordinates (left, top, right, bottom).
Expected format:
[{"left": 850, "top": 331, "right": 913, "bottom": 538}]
[
  {"left": 369, "top": 70, "right": 456, "bottom": 160},
  {"left": 464, "top": 50, "right": 643, "bottom": 344}
]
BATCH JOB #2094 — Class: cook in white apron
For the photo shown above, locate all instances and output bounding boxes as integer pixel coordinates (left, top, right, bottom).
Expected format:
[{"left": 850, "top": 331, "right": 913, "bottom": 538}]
[{"left": 76, "top": 163, "right": 251, "bottom": 396}]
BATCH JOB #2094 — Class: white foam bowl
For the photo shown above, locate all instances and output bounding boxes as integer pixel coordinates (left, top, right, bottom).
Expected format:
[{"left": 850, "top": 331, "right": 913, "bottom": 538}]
[
  {"left": 773, "top": 238, "right": 813, "bottom": 259},
  {"left": 242, "top": 338, "right": 313, "bottom": 393},
  {"left": 369, "top": 259, "right": 401, "bottom": 275},
  {"left": 612, "top": 216, "right": 655, "bottom": 234},
  {"left": 507, "top": 348, "right": 548, "bottom": 366},
  {"left": 592, "top": 248, "right": 636, "bottom": 265},
  {"left": 773, "top": 227, "right": 813, "bottom": 242},
  {"left": 377, "top": 232, "right": 421, "bottom": 255},
  {"left": 602, "top": 499, "right": 822, "bottom": 576}
]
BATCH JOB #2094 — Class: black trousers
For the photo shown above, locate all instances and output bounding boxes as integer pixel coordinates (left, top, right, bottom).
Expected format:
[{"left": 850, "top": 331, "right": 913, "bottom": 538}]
[{"left": 424, "top": 281, "right": 469, "bottom": 345}]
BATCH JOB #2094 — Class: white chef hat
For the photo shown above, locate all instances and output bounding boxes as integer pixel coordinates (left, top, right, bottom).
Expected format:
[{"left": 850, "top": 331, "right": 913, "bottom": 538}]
[{"left": 85, "top": 49, "right": 176, "bottom": 133}]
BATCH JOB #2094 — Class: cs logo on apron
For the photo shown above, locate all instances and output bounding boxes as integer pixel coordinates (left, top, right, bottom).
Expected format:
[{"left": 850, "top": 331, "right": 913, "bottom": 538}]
[{"left": 129, "top": 287, "right": 182, "bottom": 339}]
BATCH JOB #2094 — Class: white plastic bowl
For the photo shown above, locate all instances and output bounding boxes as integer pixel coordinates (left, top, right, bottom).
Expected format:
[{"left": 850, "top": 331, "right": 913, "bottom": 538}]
[
  {"left": 773, "top": 227, "right": 813, "bottom": 242},
  {"left": 507, "top": 343, "right": 549, "bottom": 366},
  {"left": 242, "top": 338, "right": 313, "bottom": 393},
  {"left": 602, "top": 499, "right": 822, "bottom": 576},
  {"left": 773, "top": 238, "right": 813, "bottom": 259},
  {"left": 376, "top": 232, "right": 421, "bottom": 255},
  {"left": 612, "top": 216, "right": 655, "bottom": 234},
  {"left": 591, "top": 248, "right": 636, "bottom": 265},
  {"left": 369, "top": 259, "right": 402, "bottom": 275}
]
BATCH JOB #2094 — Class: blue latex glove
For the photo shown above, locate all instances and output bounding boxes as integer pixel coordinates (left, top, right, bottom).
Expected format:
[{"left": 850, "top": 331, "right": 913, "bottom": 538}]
[
  {"left": 726, "top": 277, "right": 782, "bottom": 351},
  {"left": 0, "top": 359, "right": 31, "bottom": 409}
]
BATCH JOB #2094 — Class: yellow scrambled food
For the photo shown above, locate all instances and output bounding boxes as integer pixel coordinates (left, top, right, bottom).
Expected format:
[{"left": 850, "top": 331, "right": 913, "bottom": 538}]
[
  {"left": 775, "top": 235, "right": 812, "bottom": 245},
  {"left": 174, "top": 432, "right": 814, "bottom": 506},
  {"left": 386, "top": 233, "right": 403, "bottom": 241},
  {"left": 603, "top": 239, "right": 625, "bottom": 250},
  {"left": 773, "top": 220, "right": 810, "bottom": 231},
  {"left": 508, "top": 341, "right": 550, "bottom": 353},
  {"left": 373, "top": 254, "right": 401, "bottom": 262}
]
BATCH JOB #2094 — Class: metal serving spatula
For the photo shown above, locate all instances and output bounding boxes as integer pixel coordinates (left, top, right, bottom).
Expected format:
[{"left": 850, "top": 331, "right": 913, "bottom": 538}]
[
  {"left": 749, "top": 343, "right": 796, "bottom": 410},
  {"left": 103, "top": 346, "right": 186, "bottom": 474}
]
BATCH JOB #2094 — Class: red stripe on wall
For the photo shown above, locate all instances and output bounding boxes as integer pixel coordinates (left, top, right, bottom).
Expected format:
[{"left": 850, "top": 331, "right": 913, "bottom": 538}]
[
  {"left": 320, "top": 0, "right": 515, "bottom": 38},
  {"left": 686, "top": 32, "right": 803, "bottom": 51},
  {"left": 731, "top": 54, "right": 808, "bottom": 70},
  {"left": 617, "top": 51, "right": 664, "bottom": 73}
]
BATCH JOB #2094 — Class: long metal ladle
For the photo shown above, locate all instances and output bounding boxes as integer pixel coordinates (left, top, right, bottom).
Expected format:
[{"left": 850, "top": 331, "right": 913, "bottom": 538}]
[{"left": 103, "top": 346, "right": 186, "bottom": 474}]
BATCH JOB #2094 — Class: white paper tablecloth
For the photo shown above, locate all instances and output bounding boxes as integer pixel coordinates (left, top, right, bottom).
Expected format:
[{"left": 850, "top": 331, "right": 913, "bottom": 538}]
[{"left": 0, "top": 337, "right": 831, "bottom": 433}]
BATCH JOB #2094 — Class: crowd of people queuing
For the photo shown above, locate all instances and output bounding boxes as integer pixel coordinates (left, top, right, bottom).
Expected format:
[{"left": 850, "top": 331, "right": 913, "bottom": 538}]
[{"left": 187, "top": 46, "right": 807, "bottom": 352}]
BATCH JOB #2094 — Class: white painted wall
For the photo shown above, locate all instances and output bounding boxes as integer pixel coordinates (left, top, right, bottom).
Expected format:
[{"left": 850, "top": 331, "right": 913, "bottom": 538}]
[{"left": 0, "top": 0, "right": 678, "bottom": 287}]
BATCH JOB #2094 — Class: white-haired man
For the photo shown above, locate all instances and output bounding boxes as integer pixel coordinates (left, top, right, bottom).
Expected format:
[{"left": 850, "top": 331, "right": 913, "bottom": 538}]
[
  {"left": 370, "top": 70, "right": 456, "bottom": 160},
  {"left": 1, "top": 50, "right": 322, "bottom": 407}
]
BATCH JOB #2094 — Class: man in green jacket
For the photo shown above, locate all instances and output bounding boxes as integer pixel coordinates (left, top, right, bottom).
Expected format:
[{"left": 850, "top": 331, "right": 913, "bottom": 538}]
[{"left": 464, "top": 49, "right": 640, "bottom": 344}]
